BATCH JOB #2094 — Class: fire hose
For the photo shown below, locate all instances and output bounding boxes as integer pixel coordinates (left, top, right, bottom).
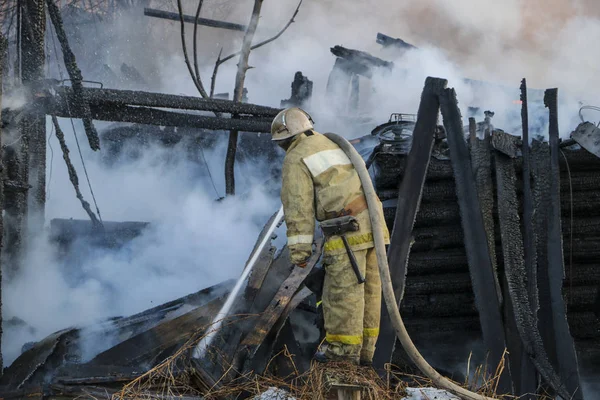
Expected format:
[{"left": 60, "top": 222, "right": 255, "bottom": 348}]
[{"left": 324, "top": 132, "right": 496, "bottom": 400}]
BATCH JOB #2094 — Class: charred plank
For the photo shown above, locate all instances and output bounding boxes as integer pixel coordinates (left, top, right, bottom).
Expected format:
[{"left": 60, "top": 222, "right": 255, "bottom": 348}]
[
  {"left": 436, "top": 85, "right": 510, "bottom": 391},
  {"left": 45, "top": 0, "right": 100, "bottom": 150},
  {"left": 49, "top": 86, "right": 281, "bottom": 117},
  {"left": 48, "top": 103, "right": 272, "bottom": 133},
  {"left": 375, "top": 76, "right": 443, "bottom": 369},
  {"left": 469, "top": 118, "right": 501, "bottom": 303}
]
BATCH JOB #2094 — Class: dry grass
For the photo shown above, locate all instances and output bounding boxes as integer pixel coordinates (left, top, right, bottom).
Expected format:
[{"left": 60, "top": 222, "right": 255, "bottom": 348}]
[
  {"left": 202, "top": 358, "right": 406, "bottom": 400},
  {"left": 110, "top": 317, "right": 555, "bottom": 400},
  {"left": 110, "top": 315, "right": 404, "bottom": 400}
]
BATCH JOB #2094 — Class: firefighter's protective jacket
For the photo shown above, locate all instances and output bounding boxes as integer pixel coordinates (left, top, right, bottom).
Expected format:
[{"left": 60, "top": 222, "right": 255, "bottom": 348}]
[{"left": 281, "top": 131, "right": 390, "bottom": 264}]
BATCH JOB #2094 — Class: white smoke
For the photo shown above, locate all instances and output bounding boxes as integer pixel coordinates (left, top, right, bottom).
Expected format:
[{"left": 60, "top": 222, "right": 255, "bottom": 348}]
[{"left": 2, "top": 0, "right": 600, "bottom": 386}]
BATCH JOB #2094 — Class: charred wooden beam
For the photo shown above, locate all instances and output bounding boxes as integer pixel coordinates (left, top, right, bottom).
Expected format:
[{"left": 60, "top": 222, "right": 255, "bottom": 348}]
[
  {"left": 45, "top": 0, "right": 100, "bottom": 151},
  {"left": 520, "top": 79, "right": 539, "bottom": 322},
  {"left": 374, "top": 77, "right": 443, "bottom": 369},
  {"left": 436, "top": 84, "right": 510, "bottom": 391},
  {"left": 47, "top": 102, "right": 272, "bottom": 133},
  {"left": 544, "top": 88, "right": 583, "bottom": 400},
  {"left": 469, "top": 118, "right": 501, "bottom": 303},
  {"left": 143, "top": 7, "right": 247, "bottom": 32},
  {"left": 48, "top": 86, "right": 282, "bottom": 117},
  {"left": 519, "top": 79, "right": 539, "bottom": 398},
  {"left": 21, "top": 0, "right": 46, "bottom": 230}
]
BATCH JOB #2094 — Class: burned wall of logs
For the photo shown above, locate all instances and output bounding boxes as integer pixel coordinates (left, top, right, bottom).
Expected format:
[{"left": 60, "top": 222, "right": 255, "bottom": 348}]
[{"left": 374, "top": 144, "right": 600, "bottom": 362}]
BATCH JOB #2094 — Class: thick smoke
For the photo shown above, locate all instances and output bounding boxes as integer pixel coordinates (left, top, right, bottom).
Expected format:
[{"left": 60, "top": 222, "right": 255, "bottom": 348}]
[{"left": 2, "top": 2, "right": 599, "bottom": 390}]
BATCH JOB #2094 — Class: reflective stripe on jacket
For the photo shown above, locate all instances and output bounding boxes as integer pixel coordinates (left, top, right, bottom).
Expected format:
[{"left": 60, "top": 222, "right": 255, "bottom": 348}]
[{"left": 281, "top": 131, "right": 390, "bottom": 264}]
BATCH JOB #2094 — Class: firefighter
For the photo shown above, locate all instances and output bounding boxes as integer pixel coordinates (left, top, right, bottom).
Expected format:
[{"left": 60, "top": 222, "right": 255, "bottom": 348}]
[{"left": 271, "top": 107, "right": 390, "bottom": 366}]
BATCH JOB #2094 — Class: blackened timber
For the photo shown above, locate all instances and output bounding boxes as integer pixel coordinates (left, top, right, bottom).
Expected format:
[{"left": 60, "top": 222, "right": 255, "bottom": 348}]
[
  {"left": 45, "top": 0, "right": 100, "bottom": 150},
  {"left": 48, "top": 103, "right": 272, "bottom": 133},
  {"left": 521, "top": 79, "right": 539, "bottom": 321},
  {"left": 20, "top": 0, "right": 46, "bottom": 230},
  {"left": 51, "top": 86, "right": 281, "bottom": 117},
  {"left": 436, "top": 85, "right": 510, "bottom": 391},
  {"left": 373, "top": 77, "right": 443, "bottom": 370},
  {"left": 520, "top": 79, "right": 539, "bottom": 398},
  {"left": 544, "top": 88, "right": 584, "bottom": 400},
  {"left": 143, "top": 8, "right": 247, "bottom": 32},
  {"left": 495, "top": 146, "right": 563, "bottom": 398},
  {"left": 468, "top": 119, "right": 501, "bottom": 304}
]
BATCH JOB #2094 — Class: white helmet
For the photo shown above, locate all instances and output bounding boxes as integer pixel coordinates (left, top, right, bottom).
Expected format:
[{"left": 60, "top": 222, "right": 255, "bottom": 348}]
[{"left": 271, "top": 107, "right": 314, "bottom": 141}]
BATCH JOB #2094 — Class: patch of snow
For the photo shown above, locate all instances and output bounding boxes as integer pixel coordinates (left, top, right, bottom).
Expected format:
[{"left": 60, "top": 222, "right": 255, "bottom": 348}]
[
  {"left": 404, "top": 387, "right": 460, "bottom": 400},
  {"left": 253, "top": 387, "right": 296, "bottom": 400}
]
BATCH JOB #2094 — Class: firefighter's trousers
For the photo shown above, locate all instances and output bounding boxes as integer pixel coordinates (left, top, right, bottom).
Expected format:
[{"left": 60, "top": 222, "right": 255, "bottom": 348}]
[{"left": 322, "top": 247, "right": 381, "bottom": 362}]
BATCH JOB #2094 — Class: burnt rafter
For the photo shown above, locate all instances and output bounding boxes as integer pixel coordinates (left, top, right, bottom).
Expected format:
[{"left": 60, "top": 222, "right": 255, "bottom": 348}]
[{"left": 37, "top": 85, "right": 280, "bottom": 133}]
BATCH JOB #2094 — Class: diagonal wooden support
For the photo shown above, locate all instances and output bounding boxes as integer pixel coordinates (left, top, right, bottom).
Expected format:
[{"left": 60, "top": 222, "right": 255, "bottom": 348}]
[
  {"left": 468, "top": 118, "right": 502, "bottom": 305},
  {"left": 373, "top": 76, "right": 444, "bottom": 370},
  {"left": 436, "top": 85, "right": 512, "bottom": 393}
]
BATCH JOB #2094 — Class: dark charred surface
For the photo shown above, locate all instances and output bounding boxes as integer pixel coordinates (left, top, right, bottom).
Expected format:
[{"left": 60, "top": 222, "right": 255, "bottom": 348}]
[
  {"left": 375, "top": 77, "right": 444, "bottom": 369},
  {"left": 495, "top": 149, "right": 564, "bottom": 397},
  {"left": 469, "top": 120, "right": 501, "bottom": 304},
  {"left": 45, "top": 0, "right": 100, "bottom": 151},
  {"left": 438, "top": 86, "right": 510, "bottom": 390}
]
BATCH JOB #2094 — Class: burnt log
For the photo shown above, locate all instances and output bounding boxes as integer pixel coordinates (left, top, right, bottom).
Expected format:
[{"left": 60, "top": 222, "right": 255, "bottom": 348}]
[
  {"left": 44, "top": 86, "right": 281, "bottom": 118},
  {"left": 469, "top": 120, "right": 502, "bottom": 303},
  {"left": 375, "top": 76, "right": 443, "bottom": 370},
  {"left": 47, "top": 102, "right": 272, "bottom": 133},
  {"left": 374, "top": 148, "right": 600, "bottom": 192},
  {"left": 21, "top": 0, "right": 46, "bottom": 230},
  {"left": 46, "top": 0, "right": 100, "bottom": 151}
]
